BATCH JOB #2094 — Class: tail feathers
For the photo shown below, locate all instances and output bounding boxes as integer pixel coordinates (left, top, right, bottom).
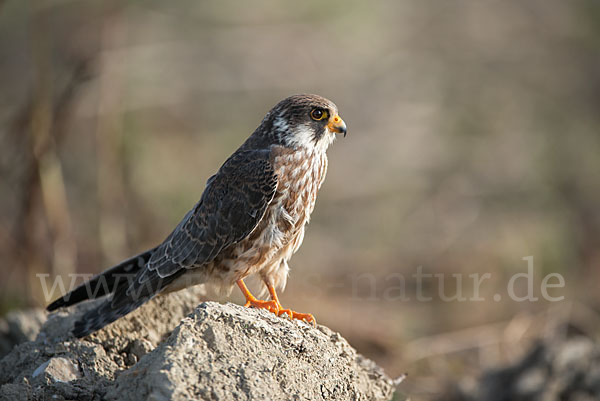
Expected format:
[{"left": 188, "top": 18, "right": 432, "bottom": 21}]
[
  {"left": 47, "top": 248, "right": 156, "bottom": 312},
  {"left": 71, "top": 267, "right": 185, "bottom": 338},
  {"left": 72, "top": 290, "right": 152, "bottom": 338}
]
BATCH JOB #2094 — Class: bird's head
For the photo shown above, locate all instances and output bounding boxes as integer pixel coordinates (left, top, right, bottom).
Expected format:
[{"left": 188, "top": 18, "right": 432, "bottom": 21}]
[{"left": 256, "top": 94, "right": 346, "bottom": 151}]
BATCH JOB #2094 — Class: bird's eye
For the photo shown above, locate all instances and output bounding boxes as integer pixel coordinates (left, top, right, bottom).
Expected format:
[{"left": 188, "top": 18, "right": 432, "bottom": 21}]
[{"left": 310, "top": 108, "right": 328, "bottom": 121}]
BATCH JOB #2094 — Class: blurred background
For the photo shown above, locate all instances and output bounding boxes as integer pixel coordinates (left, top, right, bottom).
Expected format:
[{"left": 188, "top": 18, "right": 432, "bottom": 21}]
[{"left": 1, "top": 0, "right": 599, "bottom": 399}]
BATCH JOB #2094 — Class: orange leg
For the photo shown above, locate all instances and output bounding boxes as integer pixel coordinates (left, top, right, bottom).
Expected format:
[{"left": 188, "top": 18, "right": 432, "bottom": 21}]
[
  {"left": 236, "top": 279, "right": 279, "bottom": 314},
  {"left": 267, "top": 283, "right": 316, "bottom": 326}
]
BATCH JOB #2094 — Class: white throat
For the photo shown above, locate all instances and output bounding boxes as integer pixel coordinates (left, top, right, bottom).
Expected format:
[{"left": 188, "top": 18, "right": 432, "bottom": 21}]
[{"left": 285, "top": 124, "right": 336, "bottom": 153}]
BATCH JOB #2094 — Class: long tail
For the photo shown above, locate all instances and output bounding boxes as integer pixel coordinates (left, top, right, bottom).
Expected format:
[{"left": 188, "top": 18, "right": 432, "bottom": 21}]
[
  {"left": 46, "top": 248, "right": 156, "bottom": 312},
  {"left": 47, "top": 247, "right": 187, "bottom": 338},
  {"left": 71, "top": 267, "right": 184, "bottom": 338}
]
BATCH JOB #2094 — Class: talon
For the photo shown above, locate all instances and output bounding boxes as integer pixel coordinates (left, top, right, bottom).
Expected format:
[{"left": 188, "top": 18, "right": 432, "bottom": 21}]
[
  {"left": 278, "top": 308, "right": 316, "bottom": 325},
  {"left": 267, "top": 283, "right": 316, "bottom": 326},
  {"left": 244, "top": 298, "right": 279, "bottom": 314},
  {"left": 277, "top": 308, "right": 293, "bottom": 319},
  {"left": 237, "top": 279, "right": 317, "bottom": 326},
  {"left": 237, "top": 280, "right": 280, "bottom": 314}
]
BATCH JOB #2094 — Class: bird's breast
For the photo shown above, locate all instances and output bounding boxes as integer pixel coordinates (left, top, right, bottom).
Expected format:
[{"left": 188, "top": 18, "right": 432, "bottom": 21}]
[
  {"left": 271, "top": 146, "right": 328, "bottom": 232},
  {"left": 218, "top": 147, "right": 328, "bottom": 282},
  {"left": 247, "top": 148, "right": 327, "bottom": 253}
]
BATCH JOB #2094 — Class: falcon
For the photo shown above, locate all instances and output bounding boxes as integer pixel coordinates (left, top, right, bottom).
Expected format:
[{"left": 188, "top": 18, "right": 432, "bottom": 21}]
[{"left": 47, "top": 94, "right": 347, "bottom": 338}]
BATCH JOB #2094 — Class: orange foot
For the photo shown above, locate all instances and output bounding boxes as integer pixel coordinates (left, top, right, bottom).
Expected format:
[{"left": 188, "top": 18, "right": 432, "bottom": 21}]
[
  {"left": 277, "top": 308, "right": 316, "bottom": 325},
  {"left": 237, "top": 280, "right": 279, "bottom": 313},
  {"left": 236, "top": 279, "right": 317, "bottom": 326},
  {"left": 268, "top": 281, "right": 317, "bottom": 326},
  {"left": 244, "top": 297, "right": 279, "bottom": 314}
]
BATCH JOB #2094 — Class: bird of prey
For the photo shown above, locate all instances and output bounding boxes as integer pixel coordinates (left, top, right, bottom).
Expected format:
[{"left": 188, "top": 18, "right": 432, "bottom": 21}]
[{"left": 47, "top": 94, "right": 347, "bottom": 338}]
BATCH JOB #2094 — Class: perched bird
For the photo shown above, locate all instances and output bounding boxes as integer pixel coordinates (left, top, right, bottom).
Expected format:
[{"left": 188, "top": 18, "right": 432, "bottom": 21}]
[{"left": 47, "top": 94, "right": 347, "bottom": 338}]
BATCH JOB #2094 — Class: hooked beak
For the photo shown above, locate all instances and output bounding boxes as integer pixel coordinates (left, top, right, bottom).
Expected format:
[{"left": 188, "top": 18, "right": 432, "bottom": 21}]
[{"left": 328, "top": 114, "right": 347, "bottom": 137}]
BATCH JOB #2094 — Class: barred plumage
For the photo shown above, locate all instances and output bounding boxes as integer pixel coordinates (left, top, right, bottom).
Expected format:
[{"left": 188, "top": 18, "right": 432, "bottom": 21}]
[{"left": 47, "top": 94, "right": 346, "bottom": 337}]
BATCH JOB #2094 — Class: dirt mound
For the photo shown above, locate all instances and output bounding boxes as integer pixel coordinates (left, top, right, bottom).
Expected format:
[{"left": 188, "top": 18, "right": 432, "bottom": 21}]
[{"left": 0, "top": 290, "right": 395, "bottom": 401}]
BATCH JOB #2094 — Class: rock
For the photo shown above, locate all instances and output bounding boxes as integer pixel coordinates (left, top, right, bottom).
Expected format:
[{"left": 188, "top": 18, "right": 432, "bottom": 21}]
[
  {"left": 444, "top": 336, "right": 600, "bottom": 401},
  {"left": 108, "top": 302, "right": 394, "bottom": 401},
  {"left": 0, "top": 289, "right": 396, "bottom": 401},
  {"left": 0, "top": 309, "right": 47, "bottom": 359},
  {"left": 32, "top": 357, "right": 81, "bottom": 383}
]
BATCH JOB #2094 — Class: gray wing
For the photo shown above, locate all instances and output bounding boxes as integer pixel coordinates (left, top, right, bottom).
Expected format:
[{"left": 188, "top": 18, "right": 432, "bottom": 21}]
[
  {"left": 140, "top": 148, "right": 278, "bottom": 283},
  {"left": 70, "top": 148, "right": 279, "bottom": 337}
]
